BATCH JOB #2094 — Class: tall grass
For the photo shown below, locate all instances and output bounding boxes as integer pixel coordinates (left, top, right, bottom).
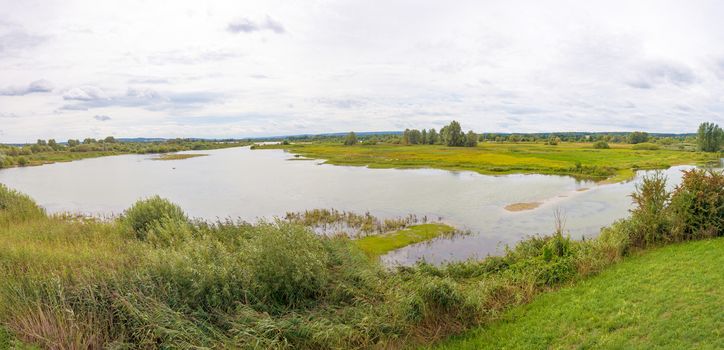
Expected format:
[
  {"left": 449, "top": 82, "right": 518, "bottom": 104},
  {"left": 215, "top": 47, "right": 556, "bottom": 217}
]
[{"left": 0, "top": 169, "right": 721, "bottom": 348}]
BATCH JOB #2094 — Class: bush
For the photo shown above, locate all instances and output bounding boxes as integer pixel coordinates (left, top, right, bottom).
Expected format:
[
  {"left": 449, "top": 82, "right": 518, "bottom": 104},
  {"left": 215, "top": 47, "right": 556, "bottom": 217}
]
[
  {"left": 593, "top": 141, "right": 610, "bottom": 149},
  {"left": 628, "top": 171, "right": 670, "bottom": 247},
  {"left": 0, "top": 184, "right": 45, "bottom": 224},
  {"left": 245, "top": 223, "right": 331, "bottom": 308},
  {"left": 121, "top": 196, "right": 188, "bottom": 240},
  {"left": 632, "top": 143, "right": 660, "bottom": 150},
  {"left": 669, "top": 169, "right": 724, "bottom": 240}
]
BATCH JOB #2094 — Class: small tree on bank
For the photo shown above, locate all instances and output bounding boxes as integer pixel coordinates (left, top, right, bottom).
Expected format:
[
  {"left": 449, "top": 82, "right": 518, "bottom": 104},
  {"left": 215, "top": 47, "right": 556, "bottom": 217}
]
[
  {"left": 697, "top": 122, "right": 723, "bottom": 152},
  {"left": 343, "top": 132, "right": 358, "bottom": 146},
  {"left": 628, "top": 131, "right": 649, "bottom": 144}
]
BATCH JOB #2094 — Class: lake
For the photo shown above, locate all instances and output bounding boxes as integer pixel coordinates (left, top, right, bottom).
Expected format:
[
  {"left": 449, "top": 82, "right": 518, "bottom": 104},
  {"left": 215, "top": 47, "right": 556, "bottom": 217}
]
[{"left": 0, "top": 146, "right": 706, "bottom": 265}]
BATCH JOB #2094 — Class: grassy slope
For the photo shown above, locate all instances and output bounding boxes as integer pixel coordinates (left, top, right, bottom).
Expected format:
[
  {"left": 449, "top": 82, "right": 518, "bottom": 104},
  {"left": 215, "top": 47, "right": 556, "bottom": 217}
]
[
  {"left": 259, "top": 142, "right": 717, "bottom": 181},
  {"left": 354, "top": 223, "right": 455, "bottom": 258},
  {"left": 431, "top": 238, "right": 724, "bottom": 350}
]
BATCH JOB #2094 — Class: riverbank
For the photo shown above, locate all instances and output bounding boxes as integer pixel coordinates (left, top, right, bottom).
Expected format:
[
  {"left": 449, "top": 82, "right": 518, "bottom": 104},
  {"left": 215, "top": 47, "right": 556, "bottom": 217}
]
[
  {"left": 0, "top": 168, "right": 720, "bottom": 349},
  {"left": 253, "top": 142, "right": 719, "bottom": 182},
  {"left": 0, "top": 140, "right": 248, "bottom": 169},
  {"left": 430, "top": 237, "right": 724, "bottom": 349}
]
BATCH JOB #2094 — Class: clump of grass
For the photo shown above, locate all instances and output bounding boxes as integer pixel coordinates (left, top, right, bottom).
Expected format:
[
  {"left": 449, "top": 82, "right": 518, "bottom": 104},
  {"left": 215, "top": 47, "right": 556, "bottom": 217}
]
[
  {"left": 152, "top": 153, "right": 207, "bottom": 161},
  {"left": 285, "top": 208, "right": 427, "bottom": 236},
  {"left": 632, "top": 142, "right": 660, "bottom": 150},
  {"left": 0, "top": 184, "right": 45, "bottom": 226},
  {"left": 120, "top": 196, "right": 188, "bottom": 240},
  {"left": 355, "top": 223, "right": 456, "bottom": 258}
]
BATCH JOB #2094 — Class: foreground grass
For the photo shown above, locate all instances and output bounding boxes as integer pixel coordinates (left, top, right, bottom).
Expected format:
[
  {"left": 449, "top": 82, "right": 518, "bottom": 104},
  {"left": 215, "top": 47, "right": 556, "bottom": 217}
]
[
  {"left": 0, "top": 168, "right": 720, "bottom": 349},
  {"left": 431, "top": 238, "right": 724, "bottom": 350},
  {"left": 354, "top": 223, "right": 455, "bottom": 258},
  {"left": 256, "top": 142, "right": 718, "bottom": 181}
]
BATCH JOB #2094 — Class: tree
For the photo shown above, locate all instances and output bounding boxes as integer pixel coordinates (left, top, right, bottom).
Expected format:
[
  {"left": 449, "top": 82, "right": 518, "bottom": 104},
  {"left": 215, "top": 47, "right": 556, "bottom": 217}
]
[
  {"left": 428, "top": 128, "right": 438, "bottom": 144},
  {"left": 36, "top": 139, "right": 47, "bottom": 146},
  {"left": 421, "top": 129, "right": 427, "bottom": 145},
  {"left": 401, "top": 129, "right": 410, "bottom": 145},
  {"left": 465, "top": 130, "right": 478, "bottom": 147},
  {"left": 83, "top": 138, "right": 96, "bottom": 144},
  {"left": 343, "top": 131, "right": 358, "bottom": 146},
  {"left": 408, "top": 129, "right": 422, "bottom": 144},
  {"left": 697, "top": 122, "right": 723, "bottom": 152},
  {"left": 443, "top": 120, "right": 464, "bottom": 146},
  {"left": 104, "top": 136, "right": 117, "bottom": 143},
  {"left": 628, "top": 131, "right": 649, "bottom": 144},
  {"left": 67, "top": 139, "right": 80, "bottom": 147}
]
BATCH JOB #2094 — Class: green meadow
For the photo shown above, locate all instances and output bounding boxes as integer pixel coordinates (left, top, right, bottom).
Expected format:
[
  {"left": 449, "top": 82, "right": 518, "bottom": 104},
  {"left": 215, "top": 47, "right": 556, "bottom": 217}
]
[
  {"left": 430, "top": 238, "right": 724, "bottom": 350},
  {"left": 256, "top": 142, "right": 718, "bottom": 182}
]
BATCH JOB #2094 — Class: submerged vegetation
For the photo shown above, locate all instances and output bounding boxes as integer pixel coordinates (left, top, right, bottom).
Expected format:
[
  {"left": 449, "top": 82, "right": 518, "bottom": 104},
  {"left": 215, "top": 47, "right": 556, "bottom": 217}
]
[
  {"left": 0, "top": 167, "right": 721, "bottom": 349},
  {"left": 152, "top": 153, "right": 208, "bottom": 160}
]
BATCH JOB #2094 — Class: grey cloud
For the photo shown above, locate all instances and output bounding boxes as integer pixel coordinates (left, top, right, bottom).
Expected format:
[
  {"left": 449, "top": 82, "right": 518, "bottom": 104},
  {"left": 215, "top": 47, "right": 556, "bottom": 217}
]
[
  {"left": 227, "top": 16, "right": 285, "bottom": 34},
  {"left": 0, "top": 112, "right": 19, "bottom": 119},
  {"left": 0, "top": 79, "right": 53, "bottom": 96},
  {"left": 63, "top": 86, "right": 109, "bottom": 101},
  {"left": 315, "top": 98, "right": 367, "bottom": 109},
  {"left": 94, "top": 115, "right": 111, "bottom": 121},
  {"left": 0, "top": 29, "right": 47, "bottom": 56},
  {"left": 60, "top": 87, "right": 222, "bottom": 112},
  {"left": 627, "top": 61, "right": 696, "bottom": 89},
  {"left": 148, "top": 49, "right": 243, "bottom": 65}
]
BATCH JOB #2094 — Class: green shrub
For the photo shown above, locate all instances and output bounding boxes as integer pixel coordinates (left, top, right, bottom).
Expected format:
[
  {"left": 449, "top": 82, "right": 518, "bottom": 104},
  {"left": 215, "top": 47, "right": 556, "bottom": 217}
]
[
  {"left": 121, "top": 196, "right": 188, "bottom": 240},
  {"left": 629, "top": 171, "right": 670, "bottom": 247},
  {"left": 244, "top": 222, "right": 330, "bottom": 308},
  {"left": 669, "top": 169, "right": 724, "bottom": 240},
  {"left": 632, "top": 142, "right": 660, "bottom": 150},
  {"left": 0, "top": 184, "right": 45, "bottom": 225},
  {"left": 593, "top": 141, "right": 610, "bottom": 149}
]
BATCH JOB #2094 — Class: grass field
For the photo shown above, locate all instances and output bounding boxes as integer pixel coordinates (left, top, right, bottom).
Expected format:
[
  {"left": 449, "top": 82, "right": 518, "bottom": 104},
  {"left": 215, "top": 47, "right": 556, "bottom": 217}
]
[
  {"left": 430, "top": 238, "right": 724, "bottom": 350},
  {"left": 256, "top": 142, "right": 719, "bottom": 181},
  {"left": 354, "top": 223, "right": 455, "bottom": 258}
]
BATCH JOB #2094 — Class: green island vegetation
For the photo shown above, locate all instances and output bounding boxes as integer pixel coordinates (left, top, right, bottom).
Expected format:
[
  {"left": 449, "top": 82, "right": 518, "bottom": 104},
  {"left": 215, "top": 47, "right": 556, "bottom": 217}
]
[
  {"left": 0, "top": 137, "right": 247, "bottom": 169},
  {"left": 355, "top": 223, "right": 457, "bottom": 258},
  {"left": 0, "top": 165, "right": 721, "bottom": 349},
  {"left": 253, "top": 121, "right": 722, "bottom": 182},
  {"left": 152, "top": 153, "right": 208, "bottom": 161}
]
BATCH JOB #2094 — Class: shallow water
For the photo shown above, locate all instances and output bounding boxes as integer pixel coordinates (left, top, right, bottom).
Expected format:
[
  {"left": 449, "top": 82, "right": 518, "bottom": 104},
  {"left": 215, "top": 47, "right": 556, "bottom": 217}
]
[{"left": 0, "top": 146, "right": 708, "bottom": 264}]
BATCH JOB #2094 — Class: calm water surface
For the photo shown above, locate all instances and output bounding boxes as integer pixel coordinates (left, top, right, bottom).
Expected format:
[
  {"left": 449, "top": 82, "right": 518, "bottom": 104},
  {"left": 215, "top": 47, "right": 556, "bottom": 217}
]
[{"left": 0, "top": 146, "right": 706, "bottom": 265}]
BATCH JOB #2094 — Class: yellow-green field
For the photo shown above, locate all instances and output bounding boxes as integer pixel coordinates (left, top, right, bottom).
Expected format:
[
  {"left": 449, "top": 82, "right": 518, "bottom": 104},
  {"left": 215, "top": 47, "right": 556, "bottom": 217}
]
[
  {"left": 354, "top": 223, "right": 456, "bottom": 258},
  {"left": 256, "top": 142, "right": 719, "bottom": 182}
]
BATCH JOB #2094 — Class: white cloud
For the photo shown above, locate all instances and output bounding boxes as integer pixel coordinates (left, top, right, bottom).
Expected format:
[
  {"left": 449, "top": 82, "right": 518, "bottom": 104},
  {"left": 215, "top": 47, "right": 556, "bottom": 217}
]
[{"left": 0, "top": 0, "right": 723, "bottom": 142}]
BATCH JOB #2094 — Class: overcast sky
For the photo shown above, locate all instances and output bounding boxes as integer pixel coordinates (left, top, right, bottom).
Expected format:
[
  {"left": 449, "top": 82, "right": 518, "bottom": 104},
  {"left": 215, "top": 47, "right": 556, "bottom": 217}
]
[{"left": 1, "top": 0, "right": 723, "bottom": 142}]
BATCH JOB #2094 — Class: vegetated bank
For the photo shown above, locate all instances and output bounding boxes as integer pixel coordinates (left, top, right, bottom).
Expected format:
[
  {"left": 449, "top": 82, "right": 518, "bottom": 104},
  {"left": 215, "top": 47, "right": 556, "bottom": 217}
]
[
  {"left": 0, "top": 168, "right": 722, "bottom": 349},
  {"left": 429, "top": 237, "right": 723, "bottom": 349},
  {"left": 253, "top": 121, "right": 723, "bottom": 182},
  {"left": 253, "top": 142, "right": 718, "bottom": 182},
  {"left": 0, "top": 138, "right": 248, "bottom": 169}
]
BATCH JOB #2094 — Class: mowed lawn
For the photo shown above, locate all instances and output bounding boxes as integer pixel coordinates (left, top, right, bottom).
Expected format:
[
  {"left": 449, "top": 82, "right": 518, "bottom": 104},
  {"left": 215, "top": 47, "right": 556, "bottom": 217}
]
[
  {"left": 262, "top": 142, "right": 718, "bottom": 181},
  {"left": 429, "top": 238, "right": 724, "bottom": 350}
]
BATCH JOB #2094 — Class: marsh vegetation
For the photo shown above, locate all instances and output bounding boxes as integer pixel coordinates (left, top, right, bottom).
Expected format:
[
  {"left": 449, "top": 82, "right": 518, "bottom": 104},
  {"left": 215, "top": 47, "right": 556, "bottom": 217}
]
[{"left": 0, "top": 167, "right": 720, "bottom": 349}]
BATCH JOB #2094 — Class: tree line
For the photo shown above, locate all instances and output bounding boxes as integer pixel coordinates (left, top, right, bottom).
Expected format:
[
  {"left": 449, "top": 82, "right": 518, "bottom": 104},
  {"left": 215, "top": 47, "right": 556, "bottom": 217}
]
[{"left": 341, "top": 121, "right": 722, "bottom": 152}]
